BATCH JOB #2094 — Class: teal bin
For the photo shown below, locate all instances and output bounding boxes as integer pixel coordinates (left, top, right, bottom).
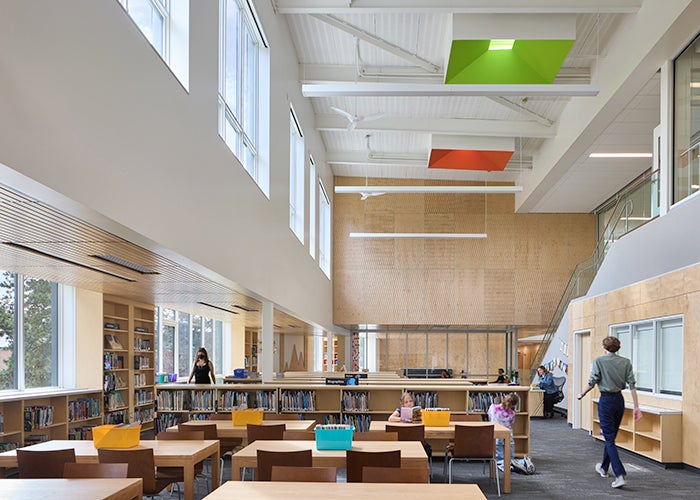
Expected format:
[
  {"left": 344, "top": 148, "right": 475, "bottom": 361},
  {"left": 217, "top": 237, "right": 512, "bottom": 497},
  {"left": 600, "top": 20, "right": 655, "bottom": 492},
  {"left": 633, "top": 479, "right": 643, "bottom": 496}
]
[{"left": 314, "top": 425, "right": 355, "bottom": 450}]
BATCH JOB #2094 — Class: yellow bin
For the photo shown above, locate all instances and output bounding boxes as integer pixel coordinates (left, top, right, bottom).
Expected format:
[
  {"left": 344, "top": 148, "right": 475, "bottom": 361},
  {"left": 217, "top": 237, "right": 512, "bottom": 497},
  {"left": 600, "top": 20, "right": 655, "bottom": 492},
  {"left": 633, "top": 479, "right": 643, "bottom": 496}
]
[
  {"left": 231, "top": 408, "right": 264, "bottom": 426},
  {"left": 92, "top": 424, "right": 141, "bottom": 448},
  {"left": 421, "top": 409, "right": 451, "bottom": 426}
]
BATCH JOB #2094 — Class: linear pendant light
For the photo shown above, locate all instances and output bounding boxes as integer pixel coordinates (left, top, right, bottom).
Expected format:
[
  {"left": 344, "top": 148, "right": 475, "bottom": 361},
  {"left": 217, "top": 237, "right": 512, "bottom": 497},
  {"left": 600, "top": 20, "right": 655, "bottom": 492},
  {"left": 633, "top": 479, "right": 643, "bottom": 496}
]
[
  {"left": 350, "top": 232, "right": 487, "bottom": 239},
  {"left": 335, "top": 185, "right": 522, "bottom": 195}
]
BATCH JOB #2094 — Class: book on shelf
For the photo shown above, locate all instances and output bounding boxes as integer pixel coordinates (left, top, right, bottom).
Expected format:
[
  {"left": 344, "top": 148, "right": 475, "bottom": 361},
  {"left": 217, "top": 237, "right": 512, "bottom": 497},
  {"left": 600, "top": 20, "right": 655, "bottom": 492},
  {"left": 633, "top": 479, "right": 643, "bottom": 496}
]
[
  {"left": 135, "top": 326, "right": 149, "bottom": 333},
  {"left": 104, "top": 322, "right": 120, "bottom": 330},
  {"left": 104, "top": 334, "right": 123, "bottom": 350}
]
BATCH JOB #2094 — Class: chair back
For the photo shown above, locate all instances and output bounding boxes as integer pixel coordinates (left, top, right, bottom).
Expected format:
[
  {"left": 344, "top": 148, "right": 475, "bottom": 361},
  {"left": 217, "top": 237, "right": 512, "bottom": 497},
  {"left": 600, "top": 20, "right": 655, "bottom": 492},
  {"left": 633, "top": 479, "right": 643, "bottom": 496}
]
[
  {"left": 209, "top": 413, "right": 232, "bottom": 420},
  {"left": 345, "top": 449, "right": 401, "bottom": 482},
  {"left": 97, "top": 447, "right": 162, "bottom": 494},
  {"left": 271, "top": 465, "right": 337, "bottom": 482},
  {"left": 179, "top": 422, "right": 218, "bottom": 440},
  {"left": 362, "top": 466, "right": 429, "bottom": 483},
  {"left": 450, "top": 414, "right": 483, "bottom": 422},
  {"left": 156, "top": 430, "right": 205, "bottom": 441},
  {"left": 385, "top": 424, "right": 425, "bottom": 442},
  {"left": 283, "top": 430, "right": 315, "bottom": 440},
  {"left": 247, "top": 423, "right": 285, "bottom": 443},
  {"left": 264, "top": 413, "right": 299, "bottom": 420},
  {"left": 553, "top": 376, "right": 566, "bottom": 390},
  {"left": 256, "top": 449, "right": 313, "bottom": 481},
  {"left": 64, "top": 462, "right": 129, "bottom": 478},
  {"left": 353, "top": 431, "right": 398, "bottom": 441},
  {"left": 453, "top": 424, "right": 494, "bottom": 459},
  {"left": 17, "top": 448, "right": 76, "bottom": 478}
]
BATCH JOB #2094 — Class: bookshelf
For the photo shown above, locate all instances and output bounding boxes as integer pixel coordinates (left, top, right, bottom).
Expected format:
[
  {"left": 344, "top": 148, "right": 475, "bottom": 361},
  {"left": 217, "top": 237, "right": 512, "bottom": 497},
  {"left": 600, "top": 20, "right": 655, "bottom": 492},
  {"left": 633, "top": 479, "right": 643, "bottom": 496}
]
[
  {"left": 591, "top": 399, "right": 682, "bottom": 463},
  {"left": 103, "top": 295, "right": 156, "bottom": 430},
  {"left": 244, "top": 330, "right": 258, "bottom": 375},
  {"left": 0, "top": 389, "right": 102, "bottom": 449}
]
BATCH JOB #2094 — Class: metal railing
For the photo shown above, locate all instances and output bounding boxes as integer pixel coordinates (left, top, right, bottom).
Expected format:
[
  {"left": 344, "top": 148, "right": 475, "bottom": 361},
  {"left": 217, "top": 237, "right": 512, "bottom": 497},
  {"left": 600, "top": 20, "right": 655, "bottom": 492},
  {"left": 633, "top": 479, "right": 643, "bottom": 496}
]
[{"left": 527, "top": 169, "right": 659, "bottom": 381}]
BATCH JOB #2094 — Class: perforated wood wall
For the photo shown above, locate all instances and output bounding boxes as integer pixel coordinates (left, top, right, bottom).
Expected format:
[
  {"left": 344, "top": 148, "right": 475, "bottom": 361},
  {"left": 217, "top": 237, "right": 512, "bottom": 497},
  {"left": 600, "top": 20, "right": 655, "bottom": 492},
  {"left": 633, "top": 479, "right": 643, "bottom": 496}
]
[{"left": 333, "top": 177, "right": 596, "bottom": 327}]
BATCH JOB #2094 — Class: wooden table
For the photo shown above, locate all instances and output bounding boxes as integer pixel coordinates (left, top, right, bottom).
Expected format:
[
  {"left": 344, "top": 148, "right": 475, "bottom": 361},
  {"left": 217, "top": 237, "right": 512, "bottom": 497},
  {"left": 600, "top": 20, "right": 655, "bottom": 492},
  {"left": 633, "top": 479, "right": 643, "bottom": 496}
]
[
  {"left": 370, "top": 420, "right": 512, "bottom": 493},
  {"left": 166, "top": 419, "right": 317, "bottom": 439},
  {"left": 229, "top": 440, "right": 428, "bottom": 481},
  {"left": 0, "top": 478, "right": 143, "bottom": 499},
  {"left": 204, "top": 480, "right": 486, "bottom": 499},
  {"left": 0, "top": 440, "right": 218, "bottom": 500}
]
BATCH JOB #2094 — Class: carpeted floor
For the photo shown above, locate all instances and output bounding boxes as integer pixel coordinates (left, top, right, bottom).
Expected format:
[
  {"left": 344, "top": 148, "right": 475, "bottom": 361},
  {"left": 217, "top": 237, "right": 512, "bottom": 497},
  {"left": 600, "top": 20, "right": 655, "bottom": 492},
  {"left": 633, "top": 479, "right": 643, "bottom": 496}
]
[{"left": 166, "top": 415, "right": 700, "bottom": 499}]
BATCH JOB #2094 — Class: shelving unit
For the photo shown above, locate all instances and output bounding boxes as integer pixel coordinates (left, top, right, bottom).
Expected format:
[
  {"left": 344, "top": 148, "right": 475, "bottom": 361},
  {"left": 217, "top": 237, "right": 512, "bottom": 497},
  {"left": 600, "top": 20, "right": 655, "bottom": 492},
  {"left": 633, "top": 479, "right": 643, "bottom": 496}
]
[
  {"left": 244, "top": 330, "right": 258, "bottom": 374},
  {"left": 103, "top": 295, "right": 156, "bottom": 430},
  {"left": 322, "top": 337, "right": 339, "bottom": 372},
  {"left": 592, "top": 399, "right": 682, "bottom": 463},
  {"left": 0, "top": 389, "right": 102, "bottom": 449},
  {"left": 153, "top": 383, "right": 531, "bottom": 453}
]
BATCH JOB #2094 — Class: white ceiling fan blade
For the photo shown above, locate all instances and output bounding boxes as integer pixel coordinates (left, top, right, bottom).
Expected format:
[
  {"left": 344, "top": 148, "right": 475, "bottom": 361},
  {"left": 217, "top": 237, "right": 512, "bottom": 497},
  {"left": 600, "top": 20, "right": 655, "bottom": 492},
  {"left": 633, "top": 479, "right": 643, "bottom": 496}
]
[
  {"left": 359, "top": 112, "right": 386, "bottom": 122},
  {"left": 347, "top": 120, "right": 358, "bottom": 131},
  {"left": 330, "top": 106, "right": 355, "bottom": 122}
]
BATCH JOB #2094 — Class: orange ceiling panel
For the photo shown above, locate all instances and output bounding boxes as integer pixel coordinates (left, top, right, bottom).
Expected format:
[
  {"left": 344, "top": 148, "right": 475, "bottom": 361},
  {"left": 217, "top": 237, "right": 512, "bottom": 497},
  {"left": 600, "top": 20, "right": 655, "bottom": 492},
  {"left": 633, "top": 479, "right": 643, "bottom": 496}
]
[{"left": 428, "top": 149, "right": 514, "bottom": 171}]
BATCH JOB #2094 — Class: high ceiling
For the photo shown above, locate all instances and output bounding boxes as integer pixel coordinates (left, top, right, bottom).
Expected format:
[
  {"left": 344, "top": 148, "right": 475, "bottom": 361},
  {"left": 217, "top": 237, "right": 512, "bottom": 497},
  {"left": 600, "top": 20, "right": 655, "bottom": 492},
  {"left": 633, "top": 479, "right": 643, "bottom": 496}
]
[{"left": 279, "top": 0, "right": 660, "bottom": 213}]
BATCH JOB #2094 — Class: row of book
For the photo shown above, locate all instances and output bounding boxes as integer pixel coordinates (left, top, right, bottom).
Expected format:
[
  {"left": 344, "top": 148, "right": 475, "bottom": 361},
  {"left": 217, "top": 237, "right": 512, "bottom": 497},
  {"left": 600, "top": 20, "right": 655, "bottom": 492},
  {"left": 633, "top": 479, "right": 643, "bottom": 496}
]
[
  {"left": 342, "top": 413, "right": 371, "bottom": 432},
  {"left": 68, "top": 425, "right": 95, "bottom": 440},
  {"left": 468, "top": 392, "right": 520, "bottom": 412},
  {"left": 0, "top": 441, "right": 20, "bottom": 451},
  {"left": 280, "top": 390, "right": 316, "bottom": 411},
  {"left": 134, "top": 406, "right": 154, "bottom": 423},
  {"left": 105, "top": 391, "right": 126, "bottom": 411},
  {"left": 134, "top": 355, "right": 152, "bottom": 369},
  {"left": 68, "top": 397, "right": 101, "bottom": 422},
  {"left": 134, "top": 337, "right": 152, "bottom": 351},
  {"left": 190, "top": 390, "right": 215, "bottom": 411},
  {"left": 134, "top": 373, "right": 148, "bottom": 387},
  {"left": 135, "top": 389, "right": 154, "bottom": 405},
  {"left": 217, "top": 390, "right": 276, "bottom": 411},
  {"left": 409, "top": 391, "right": 439, "bottom": 408},
  {"left": 0, "top": 412, "right": 4, "bottom": 433},
  {"left": 24, "top": 405, "right": 54, "bottom": 431},
  {"left": 104, "top": 372, "right": 127, "bottom": 392},
  {"left": 104, "top": 409, "right": 128, "bottom": 424},
  {"left": 154, "top": 413, "right": 183, "bottom": 433},
  {"left": 24, "top": 434, "right": 50, "bottom": 446},
  {"left": 104, "top": 352, "right": 125, "bottom": 370},
  {"left": 342, "top": 391, "right": 370, "bottom": 411},
  {"left": 157, "top": 390, "right": 189, "bottom": 410}
]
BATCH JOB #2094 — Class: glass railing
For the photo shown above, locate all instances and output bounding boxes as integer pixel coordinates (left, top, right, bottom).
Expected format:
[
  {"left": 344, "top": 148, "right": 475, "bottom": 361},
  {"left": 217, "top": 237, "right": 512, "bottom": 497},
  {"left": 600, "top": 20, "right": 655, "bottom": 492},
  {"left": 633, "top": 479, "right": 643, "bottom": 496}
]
[{"left": 528, "top": 169, "right": 659, "bottom": 381}]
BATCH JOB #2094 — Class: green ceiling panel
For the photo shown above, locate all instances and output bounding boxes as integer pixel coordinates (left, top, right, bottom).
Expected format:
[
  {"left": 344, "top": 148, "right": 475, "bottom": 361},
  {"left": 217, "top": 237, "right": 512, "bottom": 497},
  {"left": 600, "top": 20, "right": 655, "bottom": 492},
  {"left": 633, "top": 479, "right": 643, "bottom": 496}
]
[{"left": 445, "top": 39, "right": 574, "bottom": 84}]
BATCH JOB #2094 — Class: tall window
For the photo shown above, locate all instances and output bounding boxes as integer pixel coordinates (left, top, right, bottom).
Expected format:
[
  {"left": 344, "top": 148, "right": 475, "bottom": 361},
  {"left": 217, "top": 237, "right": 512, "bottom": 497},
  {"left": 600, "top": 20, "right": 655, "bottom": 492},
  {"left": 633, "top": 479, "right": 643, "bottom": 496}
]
[
  {"left": 611, "top": 316, "right": 683, "bottom": 395},
  {"left": 309, "top": 155, "right": 317, "bottom": 259},
  {"left": 319, "top": 180, "right": 331, "bottom": 278},
  {"left": 156, "top": 307, "right": 226, "bottom": 379},
  {"left": 289, "top": 108, "right": 305, "bottom": 243},
  {"left": 118, "top": 0, "right": 190, "bottom": 89},
  {"left": 0, "top": 271, "right": 60, "bottom": 391},
  {"left": 219, "top": 0, "right": 267, "bottom": 189},
  {"left": 674, "top": 33, "right": 700, "bottom": 204}
]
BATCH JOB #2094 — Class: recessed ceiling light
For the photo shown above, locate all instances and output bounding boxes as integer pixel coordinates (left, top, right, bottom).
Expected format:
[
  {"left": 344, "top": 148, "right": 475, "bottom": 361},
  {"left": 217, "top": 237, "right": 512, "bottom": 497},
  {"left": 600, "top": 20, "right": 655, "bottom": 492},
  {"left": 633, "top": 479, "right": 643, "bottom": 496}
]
[
  {"left": 488, "top": 39, "right": 514, "bottom": 51},
  {"left": 588, "top": 153, "right": 652, "bottom": 158}
]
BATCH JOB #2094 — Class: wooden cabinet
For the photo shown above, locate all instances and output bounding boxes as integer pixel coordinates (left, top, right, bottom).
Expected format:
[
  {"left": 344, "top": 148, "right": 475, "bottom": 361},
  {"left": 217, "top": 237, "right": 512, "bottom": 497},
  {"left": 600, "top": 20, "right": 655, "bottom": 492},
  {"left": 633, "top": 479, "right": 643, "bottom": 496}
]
[
  {"left": 592, "top": 399, "right": 681, "bottom": 463},
  {"left": 244, "top": 330, "right": 258, "bottom": 374},
  {"left": 0, "top": 389, "right": 102, "bottom": 449},
  {"left": 103, "top": 295, "right": 155, "bottom": 430}
]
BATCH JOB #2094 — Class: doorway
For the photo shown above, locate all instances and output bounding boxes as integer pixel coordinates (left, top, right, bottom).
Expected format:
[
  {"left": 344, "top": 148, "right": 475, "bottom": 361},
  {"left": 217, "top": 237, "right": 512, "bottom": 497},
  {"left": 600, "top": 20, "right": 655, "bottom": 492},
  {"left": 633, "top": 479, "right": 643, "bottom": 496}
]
[{"left": 573, "top": 330, "right": 591, "bottom": 430}]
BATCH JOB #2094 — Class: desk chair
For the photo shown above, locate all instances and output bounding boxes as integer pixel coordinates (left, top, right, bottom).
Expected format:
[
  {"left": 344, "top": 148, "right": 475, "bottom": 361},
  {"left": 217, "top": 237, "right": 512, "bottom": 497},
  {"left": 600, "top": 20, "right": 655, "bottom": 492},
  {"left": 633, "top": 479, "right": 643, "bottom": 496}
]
[
  {"left": 17, "top": 448, "right": 76, "bottom": 478},
  {"left": 443, "top": 423, "right": 499, "bottom": 496},
  {"left": 64, "top": 462, "right": 129, "bottom": 478},
  {"left": 246, "top": 423, "right": 286, "bottom": 442},
  {"left": 283, "top": 430, "right": 315, "bottom": 440},
  {"left": 271, "top": 465, "right": 337, "bottom": 482},
  {"left": 256, "top": 449, "right": 313, "bottom": 481},
  {"left": 386, "top": 424, "right": 431, "bottom": 473},
  {"left": 346, "top": 449, "right": 401, "bottom": 482},
  {"left": 362, "top": 466, "right": 429, "bottom": 483},
  {"left": 98, "top": 447, "right": 180, "bottom": 499}
]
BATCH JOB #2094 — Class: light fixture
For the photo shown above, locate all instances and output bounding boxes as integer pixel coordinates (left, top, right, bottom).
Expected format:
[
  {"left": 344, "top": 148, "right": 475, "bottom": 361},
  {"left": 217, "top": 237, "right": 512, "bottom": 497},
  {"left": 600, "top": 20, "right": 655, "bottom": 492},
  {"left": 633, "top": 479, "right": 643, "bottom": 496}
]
[
  {"left": 335, "top": 185, "right": 523, "bottom": 196},
  {"left": 350, "top": 232, "right": 487, "bottom": 239},
  {"left": 489, "top": 39, "right": 515, "bottom": 50},
  {"left": 588, "top": 153, "right": 652, "bottom": 158}
]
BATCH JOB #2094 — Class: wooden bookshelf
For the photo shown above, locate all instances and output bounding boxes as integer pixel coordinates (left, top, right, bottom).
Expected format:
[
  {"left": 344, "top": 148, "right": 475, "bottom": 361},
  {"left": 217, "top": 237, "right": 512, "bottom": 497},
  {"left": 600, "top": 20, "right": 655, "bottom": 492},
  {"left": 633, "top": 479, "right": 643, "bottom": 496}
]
[{"left": 244, "top": 330, "right": 258, "bottom": 375}]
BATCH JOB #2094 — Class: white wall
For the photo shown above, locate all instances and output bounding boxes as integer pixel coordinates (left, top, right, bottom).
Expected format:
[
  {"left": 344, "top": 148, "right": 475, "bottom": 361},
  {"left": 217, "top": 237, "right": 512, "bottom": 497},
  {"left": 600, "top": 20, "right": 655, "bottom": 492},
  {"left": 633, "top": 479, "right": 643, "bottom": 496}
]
[{"left": 0, "top": 1, "right": 335, "bottom": 332}]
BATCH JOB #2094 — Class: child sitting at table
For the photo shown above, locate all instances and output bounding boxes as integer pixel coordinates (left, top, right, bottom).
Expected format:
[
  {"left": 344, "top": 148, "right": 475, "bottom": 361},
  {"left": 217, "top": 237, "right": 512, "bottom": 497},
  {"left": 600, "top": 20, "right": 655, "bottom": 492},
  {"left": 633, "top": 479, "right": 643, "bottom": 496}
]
[{"left": 487, "top": 393, "right": 535, "bottom": 475}]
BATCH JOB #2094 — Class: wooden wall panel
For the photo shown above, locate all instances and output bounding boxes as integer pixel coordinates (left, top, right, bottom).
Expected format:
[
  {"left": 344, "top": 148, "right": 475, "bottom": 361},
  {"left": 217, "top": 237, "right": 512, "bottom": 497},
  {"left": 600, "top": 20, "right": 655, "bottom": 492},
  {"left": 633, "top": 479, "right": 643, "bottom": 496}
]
[
  {"left": 569, "top": 262, "right": 700, "bottom": 468},
  {"left": 334, "top": 177, "right": 596, "bottom": 328}
]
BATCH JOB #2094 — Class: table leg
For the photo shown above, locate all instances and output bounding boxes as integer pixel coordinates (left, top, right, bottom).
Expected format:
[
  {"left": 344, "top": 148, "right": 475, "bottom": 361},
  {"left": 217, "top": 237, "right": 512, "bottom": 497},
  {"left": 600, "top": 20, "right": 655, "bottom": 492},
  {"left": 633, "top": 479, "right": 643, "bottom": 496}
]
[
  {"left": 231, "top": 458, "right": 242, "bottom": 481},
  {"left": 184, "top": 463, "right": 194, "bottom": 500},
  {"left": 211, "top": 449, "right": 220, "bottom": 491},
  {"left": 503, "top": 433, "right": 511, "bottom": 493}
]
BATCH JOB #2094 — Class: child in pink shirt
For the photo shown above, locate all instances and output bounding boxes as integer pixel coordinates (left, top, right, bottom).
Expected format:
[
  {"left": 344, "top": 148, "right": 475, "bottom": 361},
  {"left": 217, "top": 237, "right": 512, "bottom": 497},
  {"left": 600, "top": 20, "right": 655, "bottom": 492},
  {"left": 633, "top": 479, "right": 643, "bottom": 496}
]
[{"left": 488, "top": 393, "right": 535, "bottom": 474}]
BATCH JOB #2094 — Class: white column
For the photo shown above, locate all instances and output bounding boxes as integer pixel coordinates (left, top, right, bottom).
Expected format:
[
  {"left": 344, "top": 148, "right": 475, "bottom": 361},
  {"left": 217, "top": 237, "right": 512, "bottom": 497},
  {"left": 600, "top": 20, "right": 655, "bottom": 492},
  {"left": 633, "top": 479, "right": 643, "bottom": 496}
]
[
  {"left": 261, "top": 301, "right": 274, "bottom": 382},
  {"left": 326, "top": 330, "right": 334, "bottom": 372},
  {"left": 659, "top": 60, "right": 673, "bottom": 215}
]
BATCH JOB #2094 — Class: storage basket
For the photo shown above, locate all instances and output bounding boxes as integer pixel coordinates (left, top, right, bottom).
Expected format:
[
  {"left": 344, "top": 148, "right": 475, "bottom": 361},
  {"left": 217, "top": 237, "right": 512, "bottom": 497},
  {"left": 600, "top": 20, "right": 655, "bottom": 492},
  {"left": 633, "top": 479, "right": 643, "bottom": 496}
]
[
  {"left": 314, "top": 425, "right": 355, "bottom": 450},
  {"left": 231, "top": 408, "right": 264, "bottom": 426},
  {"left": 92, "top": 424, "right": 141, "bottom": 449},
  {"left": 421, "top": 409, "right": 451, "bottom": 426}
]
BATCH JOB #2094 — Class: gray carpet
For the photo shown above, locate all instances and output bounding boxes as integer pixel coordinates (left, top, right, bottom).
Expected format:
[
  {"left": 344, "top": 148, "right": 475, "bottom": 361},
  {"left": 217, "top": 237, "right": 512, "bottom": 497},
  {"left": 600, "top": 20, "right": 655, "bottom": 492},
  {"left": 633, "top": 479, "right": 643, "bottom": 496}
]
[{"left": 167, "top": 415, "right": 700, "bottom": 499}]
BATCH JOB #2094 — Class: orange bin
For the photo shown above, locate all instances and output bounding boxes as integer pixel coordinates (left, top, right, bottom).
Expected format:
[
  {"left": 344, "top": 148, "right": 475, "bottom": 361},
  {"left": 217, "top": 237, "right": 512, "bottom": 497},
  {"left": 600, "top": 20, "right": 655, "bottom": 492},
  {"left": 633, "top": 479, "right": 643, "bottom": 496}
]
[
  {"left": 92, "top": 424, "right": 141, "bottom": 448},
  {"left": 421, "top": 409, "right": 451, "bottom": 426},
  {"left": 231, "top": 408, "right": 264, "bottom": 426}
]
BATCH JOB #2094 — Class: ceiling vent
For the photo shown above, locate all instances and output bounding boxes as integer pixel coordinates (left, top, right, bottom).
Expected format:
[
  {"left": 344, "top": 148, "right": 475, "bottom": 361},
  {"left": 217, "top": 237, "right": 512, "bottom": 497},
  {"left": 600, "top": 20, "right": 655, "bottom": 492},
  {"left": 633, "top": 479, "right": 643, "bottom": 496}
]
[
  {"left": 197, "top": 302, "right": 239, "bottom": 315},
  {"left": 91, "top": 254, "right": 159, "bottom": 275}
]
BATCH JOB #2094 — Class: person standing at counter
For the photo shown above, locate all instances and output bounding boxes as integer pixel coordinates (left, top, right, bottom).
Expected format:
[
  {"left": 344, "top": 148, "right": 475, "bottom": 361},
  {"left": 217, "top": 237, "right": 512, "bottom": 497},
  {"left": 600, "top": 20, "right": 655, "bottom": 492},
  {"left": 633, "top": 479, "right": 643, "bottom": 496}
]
[{"left": 536, "top": 365, "right": 557, "bottom": 418}]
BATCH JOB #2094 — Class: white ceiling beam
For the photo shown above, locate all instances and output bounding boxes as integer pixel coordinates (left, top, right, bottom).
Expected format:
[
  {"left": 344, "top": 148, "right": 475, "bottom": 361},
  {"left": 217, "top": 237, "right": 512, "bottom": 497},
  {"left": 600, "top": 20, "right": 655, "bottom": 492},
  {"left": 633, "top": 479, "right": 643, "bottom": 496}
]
[
  {"left": 325, "top": 151, "right": 533, "bottom": 169},
  {"left": 303, "top": 82, "right": 600, "bottom": 97},
  {"left": 311, "top": 14, "right": 440, "bottom": 73},
  {"left": 276, "top": 0, "right": 641, "bottom": 14},
  {"left": 315, "top": 115, "right": 555, "bottom": 138},
  {"left": 488, "top": 97, "right": 554, "bottom": 127}
]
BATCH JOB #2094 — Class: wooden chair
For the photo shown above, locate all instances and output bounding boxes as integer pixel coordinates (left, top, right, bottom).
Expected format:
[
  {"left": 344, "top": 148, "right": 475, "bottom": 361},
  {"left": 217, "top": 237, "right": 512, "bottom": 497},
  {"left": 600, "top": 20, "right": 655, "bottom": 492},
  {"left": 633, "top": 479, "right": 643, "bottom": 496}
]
[
  {"left": 264, "top": 413, "right": 299, "bottom": 420},
  {"left": 256, "top": 449, "right": 312, "bottom": 481},
  {"left": 283, "top": 430, "right": 315, "bottom": 440},
  {"left": 246, "top": 423, "right": 286, "bottom": 443},
  {"left": 203, "top": 415, "right": 245, "bottom": 461},
  {"left": 362, "top": 466, "right": 429, "bottom": 483},
  {"left": 17, "top": 448, "right": 76, "bottom": 478},
  {"left": 98, "top": 447, "right": 180, "bottom": 499},
  {"left": 451, "top": 414, "right": 483, "bottom": 422},
  {"left": 386, "top": 424, "right": 431, "bottom": 470},
  {"left": 345, "top": 449, "right": 401, "bottom": 482},
  {"left": 353, "top": 431, "right": 398, "bottom": 441},
  {"left": 271, "top": 465, "right": 337, "bottom": 482},
  {"left": 443, "top": 423, "right": 499, "bottom": 496},
  {"left": 64, "top": 462, "right": 129, "bottom": 478}
]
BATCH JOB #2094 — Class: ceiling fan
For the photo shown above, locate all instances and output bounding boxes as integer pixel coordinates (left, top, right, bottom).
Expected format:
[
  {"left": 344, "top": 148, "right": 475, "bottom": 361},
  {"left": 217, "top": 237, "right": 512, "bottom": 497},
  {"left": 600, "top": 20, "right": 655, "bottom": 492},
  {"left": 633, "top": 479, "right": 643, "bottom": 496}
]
[{"left": 330, "top": 106, "right": 385, "bottom": 131}]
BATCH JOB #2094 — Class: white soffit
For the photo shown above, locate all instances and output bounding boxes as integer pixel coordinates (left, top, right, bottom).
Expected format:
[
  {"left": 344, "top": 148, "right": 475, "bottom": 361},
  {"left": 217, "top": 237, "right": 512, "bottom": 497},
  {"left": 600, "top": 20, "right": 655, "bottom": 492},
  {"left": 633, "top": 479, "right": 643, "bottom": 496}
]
[
  {"left": 451, "top": 14, "right": 576, "bottom": 40},
  {"left": 431, "top": 135, "right": 514, "bottom": 152}
]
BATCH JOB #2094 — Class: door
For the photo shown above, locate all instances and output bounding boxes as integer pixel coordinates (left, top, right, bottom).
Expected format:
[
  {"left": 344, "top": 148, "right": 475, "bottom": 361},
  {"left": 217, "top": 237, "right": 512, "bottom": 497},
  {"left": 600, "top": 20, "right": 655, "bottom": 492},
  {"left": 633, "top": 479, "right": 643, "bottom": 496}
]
[{"left": 574, "top": 330, "right": 592, "bottom": 430}]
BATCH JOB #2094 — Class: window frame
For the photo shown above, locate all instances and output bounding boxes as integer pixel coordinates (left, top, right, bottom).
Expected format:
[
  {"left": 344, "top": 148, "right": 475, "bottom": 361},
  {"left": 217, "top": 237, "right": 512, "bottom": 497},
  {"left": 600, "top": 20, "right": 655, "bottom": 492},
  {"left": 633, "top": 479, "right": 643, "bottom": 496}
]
[
  {"left": 318, "top": 179, "right": 331, "bottom": 278},
  {"left": 289, "top": 107, "right": 305, "bottom": 243}
]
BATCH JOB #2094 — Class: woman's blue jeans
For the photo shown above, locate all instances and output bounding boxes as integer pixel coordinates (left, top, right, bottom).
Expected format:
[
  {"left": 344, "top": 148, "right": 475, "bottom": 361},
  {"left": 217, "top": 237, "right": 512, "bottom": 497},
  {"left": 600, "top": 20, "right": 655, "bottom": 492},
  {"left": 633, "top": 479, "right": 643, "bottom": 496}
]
[{"left": 598, "top": 392, "right": 626, "bottom": 477}]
